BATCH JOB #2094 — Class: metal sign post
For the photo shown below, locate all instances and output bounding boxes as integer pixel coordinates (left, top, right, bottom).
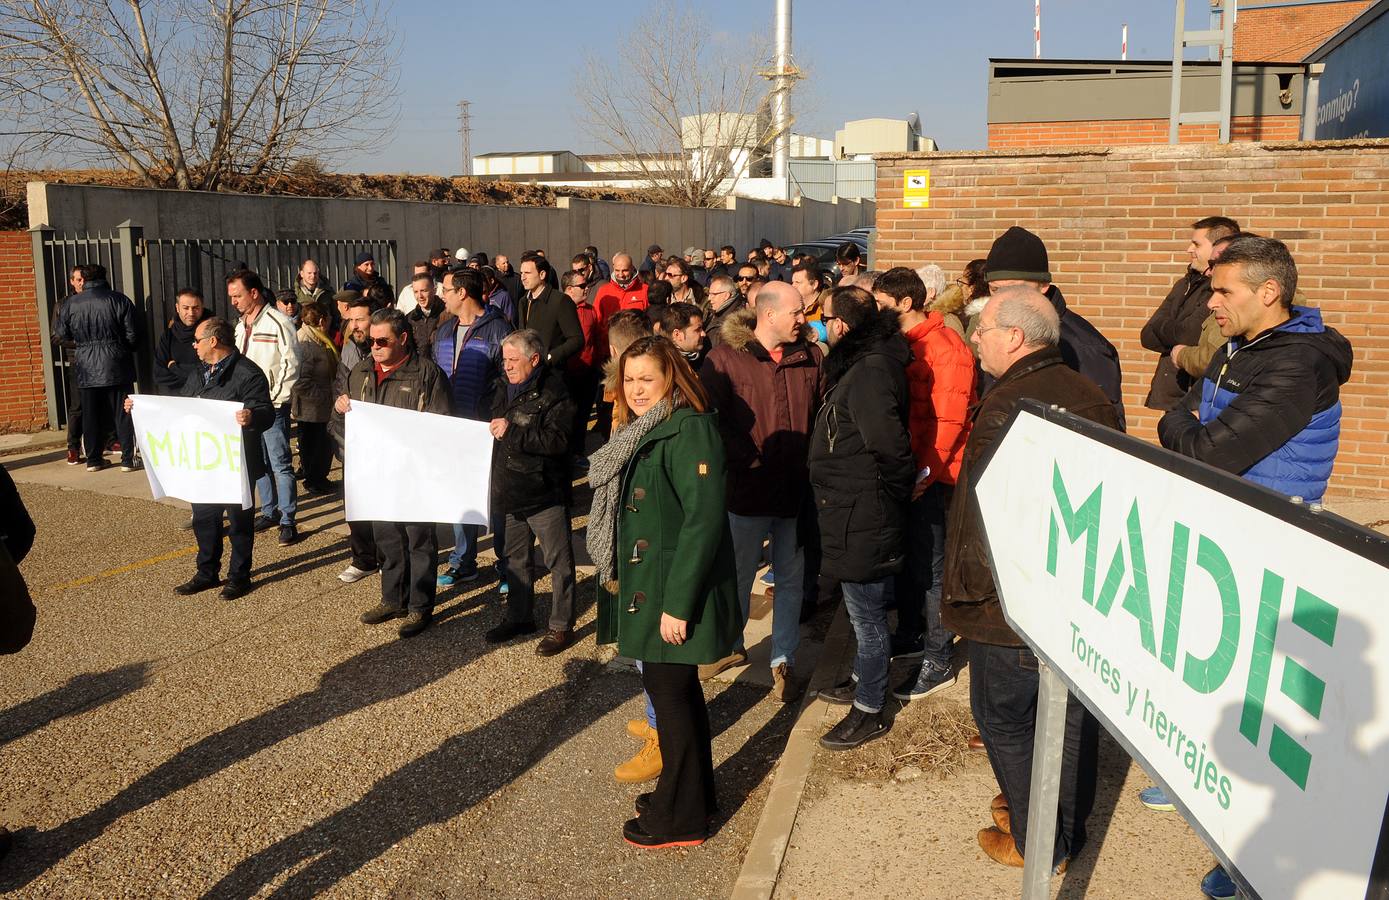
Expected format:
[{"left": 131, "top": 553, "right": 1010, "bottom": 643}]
[{"left": 1020, "top": 662, "right": 1069, "bottom": 900}]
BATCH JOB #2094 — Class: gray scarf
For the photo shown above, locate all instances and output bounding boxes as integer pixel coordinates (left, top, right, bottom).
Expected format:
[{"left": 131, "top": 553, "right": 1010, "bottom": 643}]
[{"left": 586, "top": 398, "right": 672, "bottom": 584}]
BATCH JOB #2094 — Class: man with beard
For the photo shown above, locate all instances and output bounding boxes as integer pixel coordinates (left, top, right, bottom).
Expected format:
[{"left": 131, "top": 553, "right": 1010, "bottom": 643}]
[
  {"left": 344, "top": 251, "right": 393, "bottom": 298},
  {"left": 154, "top": 288, "right": 212, "bottom": 394}
]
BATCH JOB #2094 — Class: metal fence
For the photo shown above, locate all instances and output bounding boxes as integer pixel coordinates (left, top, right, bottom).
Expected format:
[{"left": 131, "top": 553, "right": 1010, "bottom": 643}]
[
  {"left": 31, "top": 222, "right": 396, "bottom": 429},
  {"left": 787, "top": 159, "right": 877, "bottom": 203}
]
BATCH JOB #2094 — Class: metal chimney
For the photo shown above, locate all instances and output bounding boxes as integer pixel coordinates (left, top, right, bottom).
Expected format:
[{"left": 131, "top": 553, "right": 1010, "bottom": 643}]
[{"left": 772, "top": 0, "right": 792, "bottom": 181}]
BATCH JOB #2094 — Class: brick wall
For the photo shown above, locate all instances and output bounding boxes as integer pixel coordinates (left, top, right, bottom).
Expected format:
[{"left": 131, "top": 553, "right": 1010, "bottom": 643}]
[
  {"left": 989, "top": 115, "right": 1303, "bottom": 150},
  {"left": 1230, "top": 0, "right": 1373, "bottom": 61},
  {"left": 874, "top": 139, "right": 1389, "bottom": 499},
  {"left": 0, "top": 231, "right": 46, "bottom": 433}
]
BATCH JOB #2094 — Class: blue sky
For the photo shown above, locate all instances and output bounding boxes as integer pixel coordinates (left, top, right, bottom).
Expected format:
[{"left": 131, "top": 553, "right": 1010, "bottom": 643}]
[{"left": 341, "top": 0, "right": 1217, "bottom": 175}]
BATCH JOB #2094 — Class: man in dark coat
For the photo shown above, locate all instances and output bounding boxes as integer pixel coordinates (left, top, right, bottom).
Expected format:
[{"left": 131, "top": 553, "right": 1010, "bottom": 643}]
[
  {"left": 807, "top": 285, "right": 914, "bottom": 750},
  {"left": 343, "top": 250, "right": 393, "bottom": 298},
  {"left": 699, "top": 281, "right": 822, "bottom": 701},
  {"left": 332, "top": 308, "right": 451, "bottom": 639},
  {"left": 943, "top": 285, "right": 1120, "bottom": 873},
  {"left": 154, "top": 289, "right": 212, "bottom": 394},
  {"left": 1140, "top": 216, "right": 1239, "bottom": 410},
  {"left": 484, "top": 329, "right": 578, "bottom": 656},
  {"left": 516, "top": 254, "right": 584, "bottom": 369},
  {"left": 54, "top": 263, "right": 139, "bottom": 471},
  {"left": 983, "top": 226, "right": 1126, "bottom": 430},
  {"left": 404, "top": 271, "right": 446, "bottom": 355},
  {"left": 130, "top": 316, "right": 275, "bottom": 600}
]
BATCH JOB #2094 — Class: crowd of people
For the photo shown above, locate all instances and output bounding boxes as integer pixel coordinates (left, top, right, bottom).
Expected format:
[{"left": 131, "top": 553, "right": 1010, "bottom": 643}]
[{"left": 39, "top": 220, "right": 1351, "bottom": 878}]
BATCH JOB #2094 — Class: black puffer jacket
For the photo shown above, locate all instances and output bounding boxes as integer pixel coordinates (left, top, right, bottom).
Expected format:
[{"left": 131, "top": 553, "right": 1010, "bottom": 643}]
[
  {"left": 489, "top": 366, "right": 575, "bottom": 518},
  {"left": 329, "top": 350, "right": 452, "bottom": 449},
  {"left": 154, "top": 312, "right": 211, "bottom": 394},
  {"left": 807, "top": 308, "right": 915, "bottom": 583},
  {"left": 179, "top": 350, "right": 275, "bottom": 484},
  {"left": 1141, "top": 268, "right": 1211, "bottom": 410},
  {"left": 54, "top": 280, "right": 138, "bottom": 389}
]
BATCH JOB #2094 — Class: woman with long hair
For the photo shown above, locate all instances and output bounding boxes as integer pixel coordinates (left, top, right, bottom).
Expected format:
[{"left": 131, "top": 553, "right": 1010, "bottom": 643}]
[
  {"left": 293, "top": 302, "right": 339, "bottom": 493},
  {"left": 586, "top": 335, "right": 740, "bottom": 848}
]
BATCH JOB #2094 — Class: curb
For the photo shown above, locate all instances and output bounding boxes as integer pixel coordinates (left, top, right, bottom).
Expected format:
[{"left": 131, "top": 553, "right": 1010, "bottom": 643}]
[{"left": 730, "top": 602, "right": 853, "bottom": 900}]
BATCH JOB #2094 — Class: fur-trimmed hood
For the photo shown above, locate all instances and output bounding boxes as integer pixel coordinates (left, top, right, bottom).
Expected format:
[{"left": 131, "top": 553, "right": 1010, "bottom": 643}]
[
  {"left": 717, "top": 307, "right": 818, "bottom": 354},
  {"left": 822, "top": 306, "right": 909, "bottom": 387},
  {"left": 932, "top": 283, "right": 969, "bottom": 318}
]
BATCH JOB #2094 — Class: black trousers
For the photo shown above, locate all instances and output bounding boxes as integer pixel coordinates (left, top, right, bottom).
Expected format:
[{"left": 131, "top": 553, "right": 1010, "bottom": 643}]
[
  {"left": 969, "top": 641, "right": 1098, "bottom": 867},
  {"left": 639, "top": 661, "right": 716, "bottom": 838},
  {"left": 297, "top": 420, "right": 333, "bottom": 486},
  {"left": 192, "top": 502, "right": 255, "bottom": 584},
  {"left": 349, "top": 520, "right": 379, "bottom": 571},
  {"left": 373, "top": 522, "right": 438, "bottom": 613},
  {"left": 563, "top": 370, "right": 600, "bottom": 458},
  {"left": 80, "top": 384, "right": 134, "bottom": 464}
]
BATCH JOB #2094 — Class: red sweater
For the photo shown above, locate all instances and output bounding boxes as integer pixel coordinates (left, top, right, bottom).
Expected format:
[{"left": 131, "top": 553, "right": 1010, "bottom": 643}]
[
  {"left": 903, "top": 313, "right": 976, "bottom": 486},
  {"left": 593, "top": 279, "right": 649, "bottom": 358},
  {"left": 569, "top": 300, "right": 602, "bottom": 373}
]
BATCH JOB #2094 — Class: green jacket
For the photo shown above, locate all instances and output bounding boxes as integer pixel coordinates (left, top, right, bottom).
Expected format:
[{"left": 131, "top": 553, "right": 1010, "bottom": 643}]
[{"left": 597, "top": 407, "right": 741, "bottom": 665}]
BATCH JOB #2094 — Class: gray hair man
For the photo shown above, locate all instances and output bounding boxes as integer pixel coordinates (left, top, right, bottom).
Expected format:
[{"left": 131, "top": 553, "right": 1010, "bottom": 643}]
[
  {"left": 943, "top": 284, "right": 1119, "bottom": 871},
  {"left": 484, "top": 329, "right": 579, "bottom": 656}
]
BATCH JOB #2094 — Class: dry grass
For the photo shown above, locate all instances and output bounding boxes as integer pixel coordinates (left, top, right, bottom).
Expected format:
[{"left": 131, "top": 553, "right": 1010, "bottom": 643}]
[{"left": 826, "top": 697, "right": 978, "bottom": 782}]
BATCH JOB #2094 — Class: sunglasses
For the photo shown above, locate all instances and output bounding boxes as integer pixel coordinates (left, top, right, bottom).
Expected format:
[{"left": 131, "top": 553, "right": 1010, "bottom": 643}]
[
  {"left": 370, "top": 336, "right": 395, "bottom": 348},
  {"left": 663, "top": 271, "right": 682, "bottom": 278},
  {"left": 736, "top": 275, "right": 755, "bottom": 282},
  {"left": 570, "top": 281, "right": 587, "bottom": 290}
]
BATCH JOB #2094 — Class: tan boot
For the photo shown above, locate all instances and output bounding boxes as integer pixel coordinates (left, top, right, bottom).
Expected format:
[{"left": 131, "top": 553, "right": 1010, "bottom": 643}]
[
  {"left": 615, "top": 735, "right": 662, "bottom": 783},
  {"left": 772, "top": 663, "right": 801, "bottom": 703},
  {"left": 697, "top": 649, "right": 748, "bottom": 681},
  {"left": 626, "top": 718, "right": 656, "bottom": 741},
  {"left": 978, "top": 826, "right": 1024, "bottom": 867},
  {"left": 992, "top": 805, "right": 1011, "bottom": 834}
]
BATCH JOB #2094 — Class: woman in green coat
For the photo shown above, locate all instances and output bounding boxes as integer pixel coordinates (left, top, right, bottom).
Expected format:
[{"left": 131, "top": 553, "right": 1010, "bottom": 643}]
[{"left": 587, "top": 335, "right": 741, "bottom": 848}]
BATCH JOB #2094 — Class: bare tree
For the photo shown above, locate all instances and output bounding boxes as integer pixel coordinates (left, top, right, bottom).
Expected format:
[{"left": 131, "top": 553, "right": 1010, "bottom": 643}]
[
  {"left": 0, "top": 0, "right": 399, "bottom": 191},
  {"left": 574, "top": 2, "right": 775, "bottom": 208}
]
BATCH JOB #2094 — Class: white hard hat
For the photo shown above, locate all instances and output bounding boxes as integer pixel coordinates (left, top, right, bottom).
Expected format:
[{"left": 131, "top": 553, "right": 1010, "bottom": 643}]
[{"left": 454, "top": 246, "right": 470, "bottom": 261}]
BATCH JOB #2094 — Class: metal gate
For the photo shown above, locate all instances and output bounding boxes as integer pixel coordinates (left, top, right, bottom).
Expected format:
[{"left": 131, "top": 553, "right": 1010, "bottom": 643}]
[{"left": 31, "top": 222, "right": 395, "bottom": 429}]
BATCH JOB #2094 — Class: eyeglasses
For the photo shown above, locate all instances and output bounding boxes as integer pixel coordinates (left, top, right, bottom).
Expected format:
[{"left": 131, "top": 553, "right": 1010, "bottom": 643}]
[
  {"left": 821, "top": 314, "right": 839, "bottom": 324},
  {"left": 193, "top": 334, "right": 214, "bottom": 344},
  {"left": 370, "top": 336, "right": 395, "bottom": 348},
  {"left": 663, "top": 271, "right": 682, "bottom": 279},
  {"left": 974, "top": 323, "right": 1015, "bottom": 337}
]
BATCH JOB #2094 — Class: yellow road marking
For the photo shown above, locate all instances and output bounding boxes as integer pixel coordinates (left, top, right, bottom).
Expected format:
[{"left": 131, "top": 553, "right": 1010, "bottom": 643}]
[{"left": 42, "top": 545, "right": 199, "bottom": 594}]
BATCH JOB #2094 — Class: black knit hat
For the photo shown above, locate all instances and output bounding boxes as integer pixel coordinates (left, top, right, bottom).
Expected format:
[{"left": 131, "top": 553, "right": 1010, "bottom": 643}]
[{"left": 985, "top": 226, "right": 1052, "bottom": 284}]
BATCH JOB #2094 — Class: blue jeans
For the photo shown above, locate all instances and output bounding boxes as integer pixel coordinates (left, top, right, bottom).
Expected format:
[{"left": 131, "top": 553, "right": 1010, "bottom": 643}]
[
  {"left": 842, "top": 579, "right": 891, "bottom": 713},
  {"left": 634, "top": 661, "right": 657, "bottom": 729},
  {"left": 728, "top": 513, "right": 805, "bottom": 669},
  {"left": 894, "top": 482, "right": 955, "bottom": 670},
  {"left": 448, "top": 523, "right": 482, "bottom": 571},
  {"left": 256, "top": 404, "right": 296, "bottom": 525},
  {"left": 969, "top": 641, "right": 1096, "bottom": 868}
]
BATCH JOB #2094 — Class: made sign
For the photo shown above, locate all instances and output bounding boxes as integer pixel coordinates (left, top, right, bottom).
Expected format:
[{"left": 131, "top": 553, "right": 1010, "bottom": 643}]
[
  {"left": 975, "top": 402, "right": 1389, "bottom": 900},
  {"left": 131, "top": 395, "right": 252, "bottom": 508}
]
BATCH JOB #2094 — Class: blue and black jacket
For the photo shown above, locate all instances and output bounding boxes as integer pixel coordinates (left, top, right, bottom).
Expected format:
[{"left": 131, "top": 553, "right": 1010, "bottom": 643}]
[
  {"left": 433, "top": 306, "right": 512, "bottom": 421},
  {"left": 1158, "top": 306, "right": 1353, "bottom": 503}
]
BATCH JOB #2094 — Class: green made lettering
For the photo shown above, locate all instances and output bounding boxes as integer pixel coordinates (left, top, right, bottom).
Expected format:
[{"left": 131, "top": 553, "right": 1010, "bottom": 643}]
[
  {"left": 1047, "top": 461, "right": 1103, "bottom": 603},
  {"left": 144, "top": 429, "right": 239, "bottom": 474}
]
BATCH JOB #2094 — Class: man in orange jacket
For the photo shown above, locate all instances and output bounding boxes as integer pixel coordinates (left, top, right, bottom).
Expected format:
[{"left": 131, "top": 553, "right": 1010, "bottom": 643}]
[{"left": 871, "top": 267, "right": 977, "bottom": 700}]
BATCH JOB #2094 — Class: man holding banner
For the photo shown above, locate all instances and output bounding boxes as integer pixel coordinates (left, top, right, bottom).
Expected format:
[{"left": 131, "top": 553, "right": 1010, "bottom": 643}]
[
  {"left": 333, "top": 308, "right": 451, "bottom": 639},
  {"left": 128, "top": 317, "right": 274, "bottom": 599}
]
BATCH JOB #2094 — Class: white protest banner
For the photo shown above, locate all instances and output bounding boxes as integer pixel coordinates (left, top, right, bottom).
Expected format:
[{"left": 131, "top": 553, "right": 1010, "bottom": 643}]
[
  {"left": 130, "top": 395, "right": 252, "bottom": 508},
  {"left": 975, "top": 401, "right": 1389, "bottom": 900},
  {"left": 343, "top": 400, "right": 491, "bottom": 525}
]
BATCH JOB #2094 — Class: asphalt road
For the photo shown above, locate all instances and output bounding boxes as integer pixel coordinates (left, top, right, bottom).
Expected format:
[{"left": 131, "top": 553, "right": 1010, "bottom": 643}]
[{"left": 0, "top": 453, "right": 798, "bottom": 898}]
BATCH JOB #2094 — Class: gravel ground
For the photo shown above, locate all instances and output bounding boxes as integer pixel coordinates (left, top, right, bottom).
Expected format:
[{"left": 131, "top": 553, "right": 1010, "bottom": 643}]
[{"left": 0, "top": 473, "right": 801, "bottom": 898}]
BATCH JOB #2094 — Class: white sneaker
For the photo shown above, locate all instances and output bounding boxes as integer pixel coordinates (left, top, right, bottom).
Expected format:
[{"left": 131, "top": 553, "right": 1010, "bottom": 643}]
[{"left": 338, "top": 564, "right": 376, "bottom": 584}]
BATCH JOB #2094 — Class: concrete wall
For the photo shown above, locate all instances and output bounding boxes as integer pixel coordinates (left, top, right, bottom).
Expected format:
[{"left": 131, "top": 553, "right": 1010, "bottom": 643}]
[
  {"left": 27, "top": 182, "right": 873, "bottom": 272},
  {"left": 874, "top": 139, "right": 1389, "bottom": 499}
]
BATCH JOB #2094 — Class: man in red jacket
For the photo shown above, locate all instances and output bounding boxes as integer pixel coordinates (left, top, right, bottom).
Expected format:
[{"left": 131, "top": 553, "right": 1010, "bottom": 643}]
[
  {"left": 871, "top": 268, "right": 977, "bottom": 700},
  {"left": 561, "top": 269, "right": 602, "bottom": 461}
]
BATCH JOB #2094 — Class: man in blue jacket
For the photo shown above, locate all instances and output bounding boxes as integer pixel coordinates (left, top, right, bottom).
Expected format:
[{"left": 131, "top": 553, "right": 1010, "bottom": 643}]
[
  {"left": 55, "top": 264, "right": 140, "bottom": 472},
  {"left": 434, "top": 269, "right": 512, "bottom": 586},
  {"left": 1160, "top": 235, "right": 1352, "bottom": 505}
]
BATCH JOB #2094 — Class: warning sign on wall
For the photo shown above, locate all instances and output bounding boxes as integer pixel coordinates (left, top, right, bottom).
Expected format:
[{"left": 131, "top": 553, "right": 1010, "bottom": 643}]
[{"left": 904, "top": 169, "right": 929, "bottom": 208}]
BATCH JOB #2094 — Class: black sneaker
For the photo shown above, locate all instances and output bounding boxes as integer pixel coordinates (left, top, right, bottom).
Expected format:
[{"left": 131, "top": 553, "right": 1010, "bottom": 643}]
[
  {"left": 892, "top": 664, "right": 958, "bottom": 702},
  {"left": 889, "top": 635, "right": 925, "bottom": 661},
  {"left": 360, "top": 603, "right": 406, "bottom": 625},
  {"left": 818, "top": 676, "right": 857, "bottom": 705},
  {"left": 485, "top": 620, "right": 538, "bottom": 644},
  {"left": 120, "top": 459, "right": 143, "bottom": 473},
  {"left": 621, "top": 817, "right": 706, "bottom": 849},
  {"left": 398, "top": 610, "right": 432, "bottom": 638},
  {"left": 635, "top": 791, "right": 718, "bottom": 821},
  {"left": 253, "top": 515, "right": 278, "bottom": 532},
  {"left": 278, "top": 524, "right": 299, "bottom": 546},
  {"left": 819, "top": 707, "right": 887, "bottom": 751},
  {"left": 174, "top": 575, "right": 220, "bottom": 596},
  {"left": 220, "top": 580, "right": 252, "bottom": 601}
]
